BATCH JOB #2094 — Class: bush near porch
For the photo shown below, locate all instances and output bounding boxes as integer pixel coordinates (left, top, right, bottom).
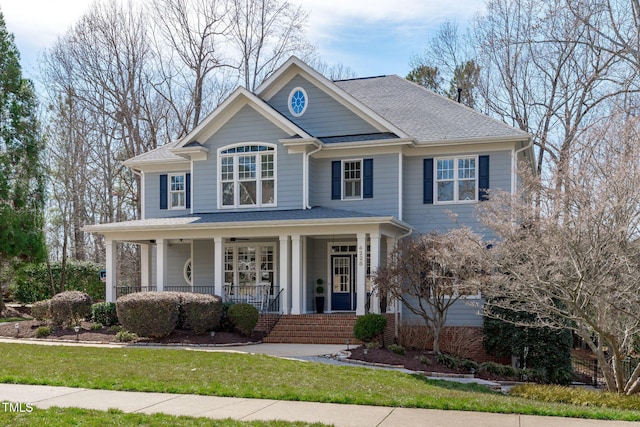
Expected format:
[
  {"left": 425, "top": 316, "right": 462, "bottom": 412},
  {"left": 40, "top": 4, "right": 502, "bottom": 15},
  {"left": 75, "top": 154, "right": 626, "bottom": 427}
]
[
  {"left": 116, "top": 291, "right": 225, "bottom": 338},
  {"left": 11, "top": 261, "right": 104, "bottom": 303}
]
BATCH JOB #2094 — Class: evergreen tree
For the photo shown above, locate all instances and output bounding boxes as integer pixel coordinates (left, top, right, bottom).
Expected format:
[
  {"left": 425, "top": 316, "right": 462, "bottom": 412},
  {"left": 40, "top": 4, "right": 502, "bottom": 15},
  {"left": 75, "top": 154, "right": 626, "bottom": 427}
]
[{"left": 0, "top": 11, "right": 47, "bottom": 312}]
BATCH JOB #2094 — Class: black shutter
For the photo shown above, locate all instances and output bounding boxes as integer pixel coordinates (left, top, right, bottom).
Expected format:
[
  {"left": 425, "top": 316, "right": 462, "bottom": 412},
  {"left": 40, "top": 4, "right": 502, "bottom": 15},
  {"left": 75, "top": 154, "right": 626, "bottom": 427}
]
[
  {"left": 160, "top": 174, "right": 168, "bottom": 210},
  {"left": 363, "top": 158, "right": 373, "bottom": 198},
  {"left": 186, "top": 173, "right": 191, "bottom": 209},
  {"left": 423, "top": 158, "right": 433, "bottom": 204},
  {"left": 478, "top": 155, "right": 490, "bottom": 201},
  {"left": 331, "top": 160, "right": 341, "bottom": 200}
]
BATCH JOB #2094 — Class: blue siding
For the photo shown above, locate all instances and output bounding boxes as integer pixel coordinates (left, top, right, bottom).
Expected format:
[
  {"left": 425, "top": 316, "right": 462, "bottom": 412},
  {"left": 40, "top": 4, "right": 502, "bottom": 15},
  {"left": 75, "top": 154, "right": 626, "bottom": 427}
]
[
  {"left": 193, "top": 240, "right": 214, "bottom": 287},
  {"left": 145, "top": 171, "right": 191, "bottom": 219},
  {"left": 267, "top": 75, "right": 378, "bottom": 137},
  {"left": 402, "top": 298, "right": 485, "bottom": 327},
  {"left": 193, "top": 105, "right": 304, "bottom": 213},
  {"left": 310, "top": 154, "right": 399, "bottom": 216},
  {"left": 403, "top": 150, "right": 512, "bottom": 235}
]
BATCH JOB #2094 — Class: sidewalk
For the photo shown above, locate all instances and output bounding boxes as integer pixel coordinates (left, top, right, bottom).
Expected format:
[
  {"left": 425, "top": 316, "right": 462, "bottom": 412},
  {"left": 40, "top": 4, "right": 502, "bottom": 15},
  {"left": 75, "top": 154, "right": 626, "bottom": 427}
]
[{"left": 0, "top": 383, "right": 637, "bottom": 427}]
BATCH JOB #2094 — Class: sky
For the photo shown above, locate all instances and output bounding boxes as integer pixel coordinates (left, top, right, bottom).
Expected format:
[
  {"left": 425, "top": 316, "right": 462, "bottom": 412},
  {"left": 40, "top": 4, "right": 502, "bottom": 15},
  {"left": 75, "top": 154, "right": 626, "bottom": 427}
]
[{"left": 0, "top": 0, "right": 486, "bottom": 82}]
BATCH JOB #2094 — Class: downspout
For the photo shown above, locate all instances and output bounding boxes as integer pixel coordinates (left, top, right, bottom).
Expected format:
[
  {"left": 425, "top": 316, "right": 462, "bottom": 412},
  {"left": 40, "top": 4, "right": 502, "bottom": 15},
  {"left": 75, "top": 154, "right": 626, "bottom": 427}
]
[
  {"left": 131, "top": 168, "right": 144, "bottom": 220},
  {"left": 512, "top": 137, "right": 534, "bottom": 193},
  {"left": 304, "top": 143, "right": 322, "bottom": 209}
]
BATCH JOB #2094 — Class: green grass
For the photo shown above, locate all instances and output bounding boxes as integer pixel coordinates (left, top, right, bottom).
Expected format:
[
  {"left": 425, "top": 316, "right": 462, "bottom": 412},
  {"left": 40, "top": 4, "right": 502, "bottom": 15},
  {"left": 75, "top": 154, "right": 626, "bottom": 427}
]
[
  {"left": 0, "top": 318, "right": 28, "bottom": 323},
  {"left": 0, "top": 407, "right": 330, "bottom": 427},
  {"left": 0, "top": 343, "right": 639, "bottom": 421}
]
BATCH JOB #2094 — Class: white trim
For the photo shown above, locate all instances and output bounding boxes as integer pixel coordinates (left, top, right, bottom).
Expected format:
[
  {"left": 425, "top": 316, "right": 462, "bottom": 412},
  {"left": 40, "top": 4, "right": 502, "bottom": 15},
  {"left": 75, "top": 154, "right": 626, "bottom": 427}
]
[
  {"left": 288, "top": 87, "right": 308, "bottom": 117},
  {"left": 434, "top": 155, "right": 479, "bottom": 205},
  {"left": 217, "top": 143, "right": 278, "bottom": 209},
  {"left": 398, "top": 152, "right": 403, "bottom": 221}
]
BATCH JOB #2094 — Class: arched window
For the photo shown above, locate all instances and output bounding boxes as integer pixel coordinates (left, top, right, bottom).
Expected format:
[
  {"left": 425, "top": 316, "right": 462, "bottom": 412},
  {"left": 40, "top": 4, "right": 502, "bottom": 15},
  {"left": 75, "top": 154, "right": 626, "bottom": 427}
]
[{"left": 219, "top": 144, "right": 276, "bottom": 208}]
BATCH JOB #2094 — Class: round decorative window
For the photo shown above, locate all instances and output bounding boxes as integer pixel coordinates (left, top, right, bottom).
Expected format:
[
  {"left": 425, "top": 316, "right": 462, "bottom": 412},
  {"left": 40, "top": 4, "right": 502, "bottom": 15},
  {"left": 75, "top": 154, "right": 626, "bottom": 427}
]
[
  {"left": 184, "top": 258, "right": 192, "bottom": 285},
  {"left": 288, "top": 87, "right": 308, "bottom": 117}
]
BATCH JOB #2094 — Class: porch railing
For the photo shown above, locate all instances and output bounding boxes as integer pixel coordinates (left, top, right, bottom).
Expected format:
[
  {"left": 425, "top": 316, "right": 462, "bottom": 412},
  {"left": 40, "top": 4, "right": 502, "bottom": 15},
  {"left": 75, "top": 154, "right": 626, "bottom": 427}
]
[{"left": 114, "top": 284, "right": 281, "bottom": 313}]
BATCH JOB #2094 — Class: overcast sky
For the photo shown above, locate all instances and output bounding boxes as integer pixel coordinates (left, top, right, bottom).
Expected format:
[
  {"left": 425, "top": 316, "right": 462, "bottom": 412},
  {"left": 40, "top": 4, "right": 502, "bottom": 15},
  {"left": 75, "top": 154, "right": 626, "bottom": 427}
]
[{"left": 0, "top": 0, "right": 485, "bottom": 81}]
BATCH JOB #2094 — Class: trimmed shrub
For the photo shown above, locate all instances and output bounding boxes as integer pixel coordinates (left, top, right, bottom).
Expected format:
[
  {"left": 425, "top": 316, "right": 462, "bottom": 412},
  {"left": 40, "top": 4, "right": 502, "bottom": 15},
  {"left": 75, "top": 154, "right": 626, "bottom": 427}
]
[
  {"left": 35, "top": 326, "right": 52, "bottom": 338},
  {"left": 179, "top": 293, "right": 223, "bottom": 334},
  {"left": 115, "top": 330, "right": 137, "bottom": 342},
  {"left": 227, "top": 303, "right": 259, "bottom": 337},
  {"left": 13, "top": 261, "right": 105, "bottom": 303},
  {"left": 216, "top": 302, "right": 236, "bottom": 332},
  {"left": 116, "top": 292, "right": 180, "bottom": 338},
  {"left": 353, "top": 313, "right": 387, "bottom": 345},
  {"left": 49, "top": 291, "right": 93, "bottom": 328},
  {"left": 31, "top": 299, "right": 51, "bottom": 321},
  {"left": 479, "top": 361, "right": 516, "bottom": 378},
  {"left": 91, "top": 302, "right": 118, "bottom": 327}
]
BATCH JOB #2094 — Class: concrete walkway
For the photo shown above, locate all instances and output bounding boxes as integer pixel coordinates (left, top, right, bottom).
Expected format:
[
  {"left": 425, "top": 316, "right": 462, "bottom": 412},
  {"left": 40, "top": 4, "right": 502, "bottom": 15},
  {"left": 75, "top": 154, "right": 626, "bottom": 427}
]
[{"left": 0, "top": 383, "right": 637, "bottom": 426}]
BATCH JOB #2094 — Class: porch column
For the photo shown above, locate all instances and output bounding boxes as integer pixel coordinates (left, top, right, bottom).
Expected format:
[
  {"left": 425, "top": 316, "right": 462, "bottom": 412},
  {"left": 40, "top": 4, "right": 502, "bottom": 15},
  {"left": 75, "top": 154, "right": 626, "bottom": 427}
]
[
  {"left": 140, "top": 243, "right": 151, "bottom": 290},
  {"left": 356, "top": 233, "right": 367, "bottom": 315},
  {"left": 291, "top": 234, "right": 303, "bottom": 315},
  {"left": 369, "top": 233, "right": 381, "bottom": 314},
  {"left": 386, "top": 236, "right": 397, "bottom": 314},
  {"left": 156, "top": 239, "right": 167, "bottom": 292},
  {"left": 214, "top": 237, "right": 224, "bottom": 297},
  {"left": 279, "top": 236, "right": 290, "bottom": 314},
  {"left": 105, "top": 239, "right": 116, "bottom": 302}
]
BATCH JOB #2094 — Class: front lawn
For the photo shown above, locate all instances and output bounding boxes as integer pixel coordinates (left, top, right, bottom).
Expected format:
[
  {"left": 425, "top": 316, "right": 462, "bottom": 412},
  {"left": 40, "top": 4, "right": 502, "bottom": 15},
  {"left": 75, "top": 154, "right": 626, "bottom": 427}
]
[{"left": 0, "top": 343, "right": 639, "bottom": 421}]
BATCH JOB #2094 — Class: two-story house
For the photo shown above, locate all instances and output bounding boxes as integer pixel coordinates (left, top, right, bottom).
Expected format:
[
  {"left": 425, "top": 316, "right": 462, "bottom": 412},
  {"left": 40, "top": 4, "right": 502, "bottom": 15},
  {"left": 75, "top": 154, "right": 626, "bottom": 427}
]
[{"left": 85, "top": 56, "right": 533, "bottom": 341}]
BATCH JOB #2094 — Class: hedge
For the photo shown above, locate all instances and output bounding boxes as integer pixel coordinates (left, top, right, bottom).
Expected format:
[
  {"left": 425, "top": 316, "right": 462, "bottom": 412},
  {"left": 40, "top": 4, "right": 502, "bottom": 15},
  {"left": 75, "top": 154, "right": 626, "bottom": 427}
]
[
  {"left": 227, "top": 303, "right": 259, "bottom": 337},
  {"left": 116, "top": 292, "right": 180, "bottom": 338},
  {"left": 179, "top": 293, "right": 223, "bottom": 334},
  {"left": 91, "top": 302, "right": 118, "bottom": 327},
  {"left": 12, "top": 261, "right": 105, "bottom": 303},
  {"left": 49, "top": 291, "right": 93, "bottom": 328}
]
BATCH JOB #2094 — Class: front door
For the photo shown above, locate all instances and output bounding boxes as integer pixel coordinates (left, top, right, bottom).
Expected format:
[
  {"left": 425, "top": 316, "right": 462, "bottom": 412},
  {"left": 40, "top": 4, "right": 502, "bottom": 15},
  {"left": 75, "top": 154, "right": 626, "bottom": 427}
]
[{"left": 331, "top": 254, "right": 356, "bottom": 311}]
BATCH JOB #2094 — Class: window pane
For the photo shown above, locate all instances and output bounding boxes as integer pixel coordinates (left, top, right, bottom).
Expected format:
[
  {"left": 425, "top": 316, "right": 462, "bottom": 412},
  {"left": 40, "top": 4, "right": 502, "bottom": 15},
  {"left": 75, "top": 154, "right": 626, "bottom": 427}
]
[
  {"left": 458, "top": 180, "right": 476, "bottom": 201},
  {"left": 222, "top": 182, "right": 234, "bottom": 206},
  {"left": 239, "top": 181, "right": 257, "bottom": 205},
  {"left": 171, "top": 192, "right": 185, "bottom": 208},
  {"left": 170, "top": 175, "right": 184, "bottom": 191},
  {"left": 238, "top": 155, "right": 256, "bottom": 179},
  {"left": 437, "top": 159, "right": 454, "bottom": 180},
  {"left": 221, "top": 157, "right": 234, "bottom": 181},
  {"left": 458, "top": 158, "right": 476, "bottom": 179},
  {"left": 437, "top": 181, "right": 454, "bottom": 201},
  {"left": 262, "top": 180, "right": 274, "bottom": 204},
  {"left": 261, "top": 154, "right": 274, "bottom": 178}
]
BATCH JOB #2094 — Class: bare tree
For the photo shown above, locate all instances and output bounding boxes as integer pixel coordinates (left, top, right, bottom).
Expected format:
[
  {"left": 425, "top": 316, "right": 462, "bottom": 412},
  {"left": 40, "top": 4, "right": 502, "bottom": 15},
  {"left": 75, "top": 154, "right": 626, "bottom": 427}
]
[
  {"left": 473, "top": 0, "right": 633, "bottom": 188},
  {"left": 374, "top": 229, "right": 487, "bottom": 353},
  {"left": 227, "top": 0, "right": 314, "bottom": 90},
  {"left": 480, "top": 112, "right": 640, "bottom": 394}
]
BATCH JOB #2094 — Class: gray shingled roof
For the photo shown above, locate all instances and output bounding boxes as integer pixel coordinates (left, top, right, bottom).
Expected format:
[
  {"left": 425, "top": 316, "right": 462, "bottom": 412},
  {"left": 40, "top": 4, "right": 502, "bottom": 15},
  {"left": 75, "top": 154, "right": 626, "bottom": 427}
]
[
  {"left": 335, "top": 75, "right": 529, "bottom": 143},
  {"left": 125, "top": 139, "right": 185, "bottom": 164},
  {"left": 84, "top": 207, "right": 409, "bottom": 232}
]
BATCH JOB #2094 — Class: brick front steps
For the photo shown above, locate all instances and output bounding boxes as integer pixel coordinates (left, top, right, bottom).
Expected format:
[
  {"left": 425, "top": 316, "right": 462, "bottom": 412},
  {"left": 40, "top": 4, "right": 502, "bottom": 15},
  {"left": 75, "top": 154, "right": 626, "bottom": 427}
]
[{"left": 260, "top": 314, "right": 362, "bottom": 345}]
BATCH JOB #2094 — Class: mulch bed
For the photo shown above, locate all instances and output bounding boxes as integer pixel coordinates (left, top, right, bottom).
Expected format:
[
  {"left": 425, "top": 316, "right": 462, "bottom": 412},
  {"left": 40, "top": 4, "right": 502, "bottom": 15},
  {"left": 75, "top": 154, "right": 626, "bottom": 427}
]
[{"left": 0, "top": 319, "right": 263, "bottom": 345}]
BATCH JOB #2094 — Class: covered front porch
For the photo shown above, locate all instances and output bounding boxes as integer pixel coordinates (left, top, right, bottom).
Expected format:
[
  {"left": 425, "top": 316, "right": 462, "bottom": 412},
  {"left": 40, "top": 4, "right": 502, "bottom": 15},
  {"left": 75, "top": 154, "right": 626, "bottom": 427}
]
[{"left": 86, "top": 208, "right": 411, "bottom": 315}]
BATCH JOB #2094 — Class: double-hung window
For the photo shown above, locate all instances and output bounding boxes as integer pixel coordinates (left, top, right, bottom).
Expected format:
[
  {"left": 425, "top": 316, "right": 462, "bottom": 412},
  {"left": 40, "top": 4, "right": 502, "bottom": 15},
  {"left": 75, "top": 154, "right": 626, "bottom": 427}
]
[
  {"left": 343, "top": 160, "right": 362, "bottom": 199},
  {"left": 219, "top": 144, "right": 276, "bottom": 208},
  {"left": 169, "top": 173, "right": 186, "bottom": 209},
  {"left": 435, "top": 156, "right": 477, "bottom": 203}
]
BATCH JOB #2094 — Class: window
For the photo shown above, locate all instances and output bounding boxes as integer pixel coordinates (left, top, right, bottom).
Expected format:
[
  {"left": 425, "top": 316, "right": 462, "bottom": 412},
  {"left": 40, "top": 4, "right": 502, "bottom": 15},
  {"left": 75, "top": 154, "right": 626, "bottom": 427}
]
[
  {"left": 183, "top": 258, "right": 192, "bottom": 285},
  {"left": 435, "top": 156, "right": 477, "bottom": 203},
  {"left": 288, "top": 87, "right": 308, "bottom": 117},
  {"left": 219, "top": 144, "right": 276, "bottom": 208},
  {"left": 169, "top": 173, "right": 186, "bottom": 209},
  {"left": 343, "top": 160, "right": 362, "bottom": 199}
]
